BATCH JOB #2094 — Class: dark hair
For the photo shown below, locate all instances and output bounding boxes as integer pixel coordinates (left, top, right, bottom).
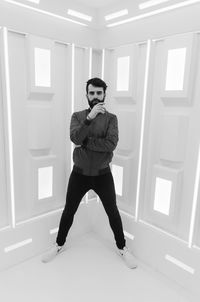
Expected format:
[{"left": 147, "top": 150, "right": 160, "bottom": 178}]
[{"left": 86, "top": 77, "right": 107, "bottom": 94}]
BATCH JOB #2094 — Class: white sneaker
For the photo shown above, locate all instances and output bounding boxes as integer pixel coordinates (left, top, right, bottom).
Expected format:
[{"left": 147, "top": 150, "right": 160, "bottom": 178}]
[
  {"left": 118, "top": 247, "right": 137, "bottom": 269},
  {"left": 42, "top": 244, "right": 66, "bottom": 263}
]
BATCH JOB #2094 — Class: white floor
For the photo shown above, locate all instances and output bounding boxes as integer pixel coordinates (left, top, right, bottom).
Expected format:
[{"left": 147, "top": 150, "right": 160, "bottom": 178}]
[{"left": 0, "top": 232, "right": 198, "bottom": 302}]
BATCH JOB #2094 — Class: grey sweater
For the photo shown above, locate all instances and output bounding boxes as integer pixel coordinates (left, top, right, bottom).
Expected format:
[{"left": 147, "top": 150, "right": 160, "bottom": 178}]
[{"left": 70, "top": 108, "right": 119, "bottom": 176}]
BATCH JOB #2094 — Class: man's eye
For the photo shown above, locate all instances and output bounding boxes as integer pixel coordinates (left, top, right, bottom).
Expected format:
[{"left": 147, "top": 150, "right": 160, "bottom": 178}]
[
  {"left": 89, "top": 92, "right": 95, "bottom": 95},
  {"left": 97, "top": 92, "right": 103, "bottom": 95}
]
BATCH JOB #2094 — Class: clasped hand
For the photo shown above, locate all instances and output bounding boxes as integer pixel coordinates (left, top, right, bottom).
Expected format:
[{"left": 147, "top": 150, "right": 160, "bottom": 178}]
[{"left": 88, "top": 103, "right": 106, "bottom": 120}]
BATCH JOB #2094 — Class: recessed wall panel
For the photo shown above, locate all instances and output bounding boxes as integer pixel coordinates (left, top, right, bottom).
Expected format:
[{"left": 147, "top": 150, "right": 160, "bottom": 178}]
[
  {"left": 160, "top": 115, "right": 189, "bottom": 162},
  {"left": 7, "top": 31, "right": 70, "bottom": 222}
]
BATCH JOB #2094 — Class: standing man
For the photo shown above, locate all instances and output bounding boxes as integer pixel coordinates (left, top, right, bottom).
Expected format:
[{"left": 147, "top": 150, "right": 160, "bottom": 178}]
[{"left": 42, "top": 78, "right": 137, "bottom": 269}]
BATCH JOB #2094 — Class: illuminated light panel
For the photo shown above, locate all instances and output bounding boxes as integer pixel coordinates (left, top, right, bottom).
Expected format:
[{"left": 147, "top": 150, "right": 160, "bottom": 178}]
[
  {"left": 105, "top": 9, "right": 128, "bottom": 21},
  {"left": 165, "top": 48, "right": 186, "bottom": 91},
  {"left": 3, "top": 27, "right": 16, "bottom": 228},
  {"left": 50, "top": 227, "right": 58, "bottom": 235},
  {"left": 67, "top": 9, "right": 92, "bottom": 22},
  {"left": 3, "top": 0, "right": 87, "bottom": 26},
  {"left": 107, "top": 0, "right": 200, "bottom": 27},
  {"left": 34, "top": 48, "right": 51, "bottom": 87},
  {"left": 71, "top": 44, "right": 75, "bottom": 171},
  {"left": 135, "top": 40, "right": 151, "bottom": 221},
  {"left": 165, "top": 254, "right": 195, "bottom": 274},
  {"left": 101, "top": 49, "right": 105, "bottom": 80},
  {"left": 38, "top": 166, "right": 53, "bottom": 200},
  {"left": 188, "top": 144, "right": 200, "bottom": 248},
  {"left": 25, "top": 0, "right": 40, "bottom": 3},
  {"left": 4, "top": 239, "right": 32, "bottom": 253},
  {"left": 139, "top": 0, "right": 171, "bottom": 10},
  {"left": 116, "top": 56, "right": 130, "bottom": 91},
  {"left": 153, "top": 177, "right": 172, "bottom": 215},
  {"left": 89, "top": 47, "right": 92, "bottom": 78},
  {"left": 112, "top": 165, "right": 123, "bottom": 196},
  {"left": 124, "top": 230, "right": 135, "bottom": 240}
]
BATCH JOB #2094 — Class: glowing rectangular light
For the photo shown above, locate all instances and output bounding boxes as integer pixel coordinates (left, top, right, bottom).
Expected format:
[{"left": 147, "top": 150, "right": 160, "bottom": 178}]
[
  {"left": 165, "top": 48, "right": 186, "bottom": 91},
  {"left": 139, "top": 0, "right": 171, "bottom": 10},
  {"left": 25, "top": 0, "right": 40, "bottom": 3},
  {"left": 117, "top": 56, "right": 130, "bottom": 91},
  {"left": 38, "top": 166, "right": 53, "bottom": 200},
  {"left": 107, "top": 0, "right": 200, "bottom": 27},
  {"left": 154, "top": 177, "right": 172, "bottom": 215},
  {"left": 34, "top": 48, "right": 51, "bottom": 87},
  {"left": 112, "top": 165, "right": 123, "bottom": 196},
  {"left": 165, "top": 254, "right": 195, "bottom": 274},
  {"left": 124, "top": 230, "right": 135, "bottom": 240},
  {"left": 105, "top": 9, "right": 128, "bottom": 21},
  {"left": 3, "top": 1, "right": 87, "bottom": 26},
  {"left": 50, "top": 227, "right": 58, "bottom": 235},
  {"left": 67, "top": 9, "right": 92, "bottom": 22},
  {"left": 4, "top": 239, "right": 32, "bottom": 253}
]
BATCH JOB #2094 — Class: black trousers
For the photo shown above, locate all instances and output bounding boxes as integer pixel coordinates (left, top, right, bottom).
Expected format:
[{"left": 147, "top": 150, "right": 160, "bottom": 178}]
[{"left": 56, "top": 168, "right": 126, "bottom": 249}]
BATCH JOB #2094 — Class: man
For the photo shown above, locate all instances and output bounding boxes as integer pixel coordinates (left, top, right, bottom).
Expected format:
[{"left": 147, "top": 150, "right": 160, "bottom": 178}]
[{"left": 42, "top": 78, "right": 137, "bottom": 269}]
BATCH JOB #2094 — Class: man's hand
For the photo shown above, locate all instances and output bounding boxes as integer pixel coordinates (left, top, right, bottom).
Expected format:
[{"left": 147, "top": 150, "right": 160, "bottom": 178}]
[{"left": 88, "top": 103, "right": 106, "bottom": 120}]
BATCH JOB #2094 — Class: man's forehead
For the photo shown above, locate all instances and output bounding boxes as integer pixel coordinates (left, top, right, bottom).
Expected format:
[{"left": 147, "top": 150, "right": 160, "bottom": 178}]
[{"left": 88, "top": 84, "right": 104, "bottom": 92}]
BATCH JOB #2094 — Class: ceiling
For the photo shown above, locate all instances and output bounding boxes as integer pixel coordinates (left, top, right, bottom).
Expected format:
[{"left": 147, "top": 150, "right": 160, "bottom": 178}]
[{"left": 74, "top": 0, "right": 122, "bottom": 8}]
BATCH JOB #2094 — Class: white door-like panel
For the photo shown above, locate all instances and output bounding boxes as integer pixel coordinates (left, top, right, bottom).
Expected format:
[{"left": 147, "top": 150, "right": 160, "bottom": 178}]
[{"left": 104, "top": 43, "right": 147, "bottom": 216}]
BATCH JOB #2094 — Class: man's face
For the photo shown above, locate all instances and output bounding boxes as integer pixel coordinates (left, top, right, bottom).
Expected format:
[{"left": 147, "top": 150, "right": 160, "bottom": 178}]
[{"left": 87, "top": 84, "right": 105, "bottom": 109}]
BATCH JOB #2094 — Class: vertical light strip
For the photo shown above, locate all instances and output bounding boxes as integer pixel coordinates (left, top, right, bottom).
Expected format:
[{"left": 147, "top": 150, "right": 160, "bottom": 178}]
[
  {"left": 71, "top": 43, "right": 75, "bottom": 171},
  {"left": 188, "top": 143, "right": 200, "bottom": 248},
  {"left": 85, "top": 47, "right": 92, "bottom": 204},
  {"left": 101, "top": 49, "right": 105, "bottom": 80},
  {"left": 89, "top": 47, "right": 92, "bottom": 78},
  {"left": 135, "top": 40, "right": 151, "bottom": 221},
  {"left": 3, "top": 27, "right": 16, "bottom": 228}
]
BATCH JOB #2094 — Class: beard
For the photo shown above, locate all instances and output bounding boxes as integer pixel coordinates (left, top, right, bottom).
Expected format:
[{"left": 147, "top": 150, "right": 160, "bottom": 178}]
[{"left": 87, "top": 97, "right": 105, "bottom": 109}]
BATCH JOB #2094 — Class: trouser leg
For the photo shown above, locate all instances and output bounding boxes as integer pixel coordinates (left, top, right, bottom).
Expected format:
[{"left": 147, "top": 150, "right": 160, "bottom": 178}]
[
  {"left": 56, "top": 171, "right": 90, "bottom": 246},
  {"left": 93, "top": 172, "right": 126, "bottom": 250}
]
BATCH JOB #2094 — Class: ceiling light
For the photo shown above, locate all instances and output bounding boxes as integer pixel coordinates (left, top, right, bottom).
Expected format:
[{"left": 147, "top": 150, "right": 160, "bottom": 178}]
[
  {"left": 25, "top": 0, "right": 40, "bottom": 3},
  {"left": 67, "top": 9, "right": 92, "bottom": 22},
  {"left": 139, "top": 0, "right": 171, "bottom": 10},
  {"left": 107, "top": 0, "right": 200, "bottom": 27},
  {"left": 105, "top": 9, "right": 128, "bottom": 21},
  {"left": 3, "top": 0, "right": 87, "bottom": 26}
]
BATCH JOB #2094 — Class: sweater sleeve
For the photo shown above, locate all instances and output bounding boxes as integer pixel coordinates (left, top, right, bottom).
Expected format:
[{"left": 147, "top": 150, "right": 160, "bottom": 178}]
[
  {"left": 70, "top": 112, "right": 92, "bottom": 145},
  {"left": 85, "top": 115, "right": 119, "bottom": 152}
]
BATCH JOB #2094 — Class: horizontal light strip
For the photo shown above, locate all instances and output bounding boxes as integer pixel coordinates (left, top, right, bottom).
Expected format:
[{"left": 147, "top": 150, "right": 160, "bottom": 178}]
[
  {"left": 119, "top": 209, "right": 135, "bottom": 219},
  {"left": 50, "top": 227, "right": 58, "bottom": 235},
  {"left": 4, "top": 238, "right": 32, "bottom": 252},
  {"left": 139, "top": 219, "right": 188, "bottom": 245},
  {"left": 165, "top": 254, "right": 195, "bottom": 274},
  {"left": 124, "top": 230, "right": 135, "bottom": 240},
  {"left": 193, "top": 245, "right": 200, "bottom": 251},
  {"left": 188, "top": 143, "right": 200, "bottom": 248},
  {"left": 67, "top": 9, "right": 92, "bottom": 22},
  {"left": 139, "top": 0, "right": 171, "bottom": 10},
  {"left": 105, "top": 9, "right": 128, "bottom": 21},
  {"left": 16, "top": 208, "right": 64, "bottom": 225},
  {"left": 25, "top": 0, "right": 40, "bottom": 4},
  {"left": 107, "top": 0, "right": 200, "bottom": 27},
  {"left": 0, "top": 226, "right": 11, "bottom": 232},
  {"left": 3, "top": 0, "right": 87, "bottom": 26}
]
